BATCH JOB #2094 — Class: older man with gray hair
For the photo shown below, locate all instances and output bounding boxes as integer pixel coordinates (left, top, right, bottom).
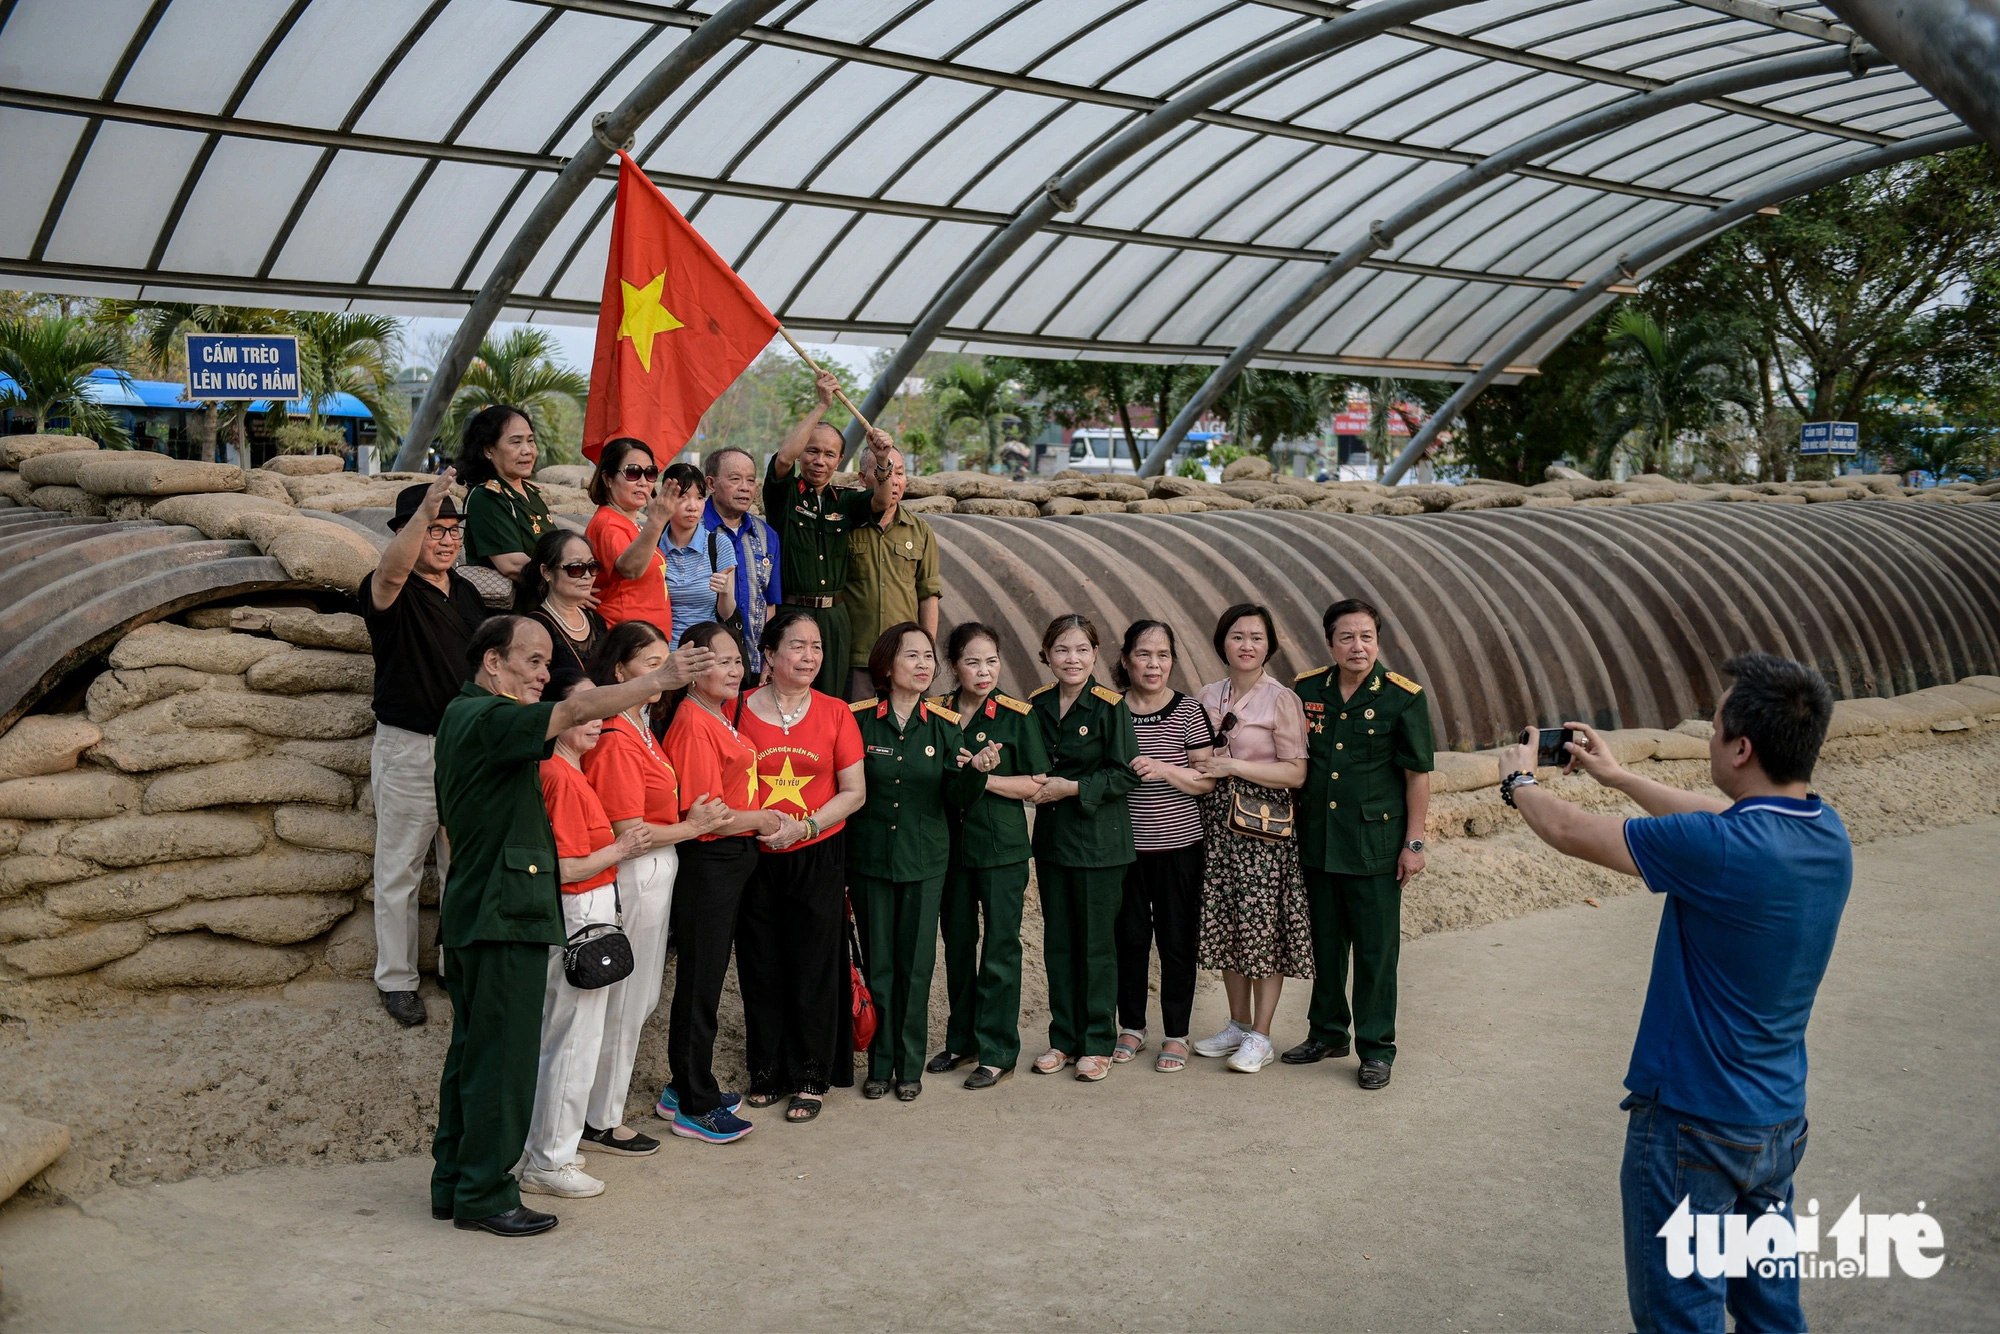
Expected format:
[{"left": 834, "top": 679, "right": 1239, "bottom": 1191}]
[{"left": 842, "top": 426, "right": 941, "bottom": 699}]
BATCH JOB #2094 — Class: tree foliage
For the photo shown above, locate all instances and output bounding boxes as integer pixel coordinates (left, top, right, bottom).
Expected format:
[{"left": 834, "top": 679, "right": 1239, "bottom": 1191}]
[
  {"left": 444, "top": 326, "right": 590, "bottom": 466},
  {"left": 1586, "top": 308, "right": 1746, "bottom": 474},
  {"left": 291, "top": 311, "right": 406, "bottom": 447},
  {"left": 0, "top": 315, "right": 131, "bottom": 443}
]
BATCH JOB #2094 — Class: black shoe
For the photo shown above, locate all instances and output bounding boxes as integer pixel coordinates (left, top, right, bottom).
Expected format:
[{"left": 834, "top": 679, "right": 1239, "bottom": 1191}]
[
  {"left": 580, "top": 1123, "right": 660, "bottom": 1156},
  {"left": 1279, "top": 1038, "right": 1349, "bottom": 1065},
  {"left": 926, "top": 1049, "right": 970, "bottom": 1074},
  {"left": 893, "top": 1080, "right": 922, "bottom": 1102},
  {"left": 1358, "top": 1059, "right": 1392, "bottom": 1090},
  {"left": 454, "top": 1205, "right": 557, "bottom": 1237},
  {"left": 963, "top": 1065, "right": 1012, "bottom": 1091},
  {"left": 380, "top": 989, "right": 427, "bottom": 1027},
  {"left": 432, "top": 1205, "right": 452, "bottom": 1220},
  {"left": 862, "top": 1078, "right": 891, "bottom": 1099}
]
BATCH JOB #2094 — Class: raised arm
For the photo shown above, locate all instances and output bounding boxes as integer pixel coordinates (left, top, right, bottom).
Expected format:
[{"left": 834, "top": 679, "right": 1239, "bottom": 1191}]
[
  {"left": 367, "top": 468, "right": 455, "bottom": 611},
  {"left": 614, "top": 478, "right": 679, "bottom": 579},
  {"left": 545, "top": 641, "right": 713, "bottom": 738},
  {"left": 1561, "top": 721, "right": 1730, "bottom": 817}
]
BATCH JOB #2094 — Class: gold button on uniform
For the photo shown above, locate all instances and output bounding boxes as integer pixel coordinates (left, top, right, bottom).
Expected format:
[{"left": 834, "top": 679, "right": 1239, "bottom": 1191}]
[
  {"left": 1335, "top": 742, "right": 1344, "bottom": 750},
  {"left": 1330, "top": 772, "right": 1339, "bottom": 780},
  {"left": 1328, "top": 801, "right": 1337, "bottom": 810},
  {"left": 527, "top": 864, "right": 537, "bottom": 874}
]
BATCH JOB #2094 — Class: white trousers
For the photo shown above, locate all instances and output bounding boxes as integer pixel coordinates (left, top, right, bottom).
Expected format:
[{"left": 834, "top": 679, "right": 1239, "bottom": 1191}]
[
  {"left": 523, "top": 886, "right": 618, "bottom": 1173},
  {"left": 586, "top": 848, "right": 677, "bottom": 1130},
  {"left": 370, "top": 723, "right": 448, "bottom": 992}
]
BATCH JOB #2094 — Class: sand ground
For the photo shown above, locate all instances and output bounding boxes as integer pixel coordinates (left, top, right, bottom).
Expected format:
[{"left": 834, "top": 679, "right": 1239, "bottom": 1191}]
[{"left": 2, "top": 820, "right": 1994, "bottom": 1332}]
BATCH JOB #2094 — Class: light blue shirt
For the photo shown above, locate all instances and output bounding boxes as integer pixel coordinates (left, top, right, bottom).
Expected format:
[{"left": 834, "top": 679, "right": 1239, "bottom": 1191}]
[{"left": 659, "top": 525, "right": 735, "bottom": 648}]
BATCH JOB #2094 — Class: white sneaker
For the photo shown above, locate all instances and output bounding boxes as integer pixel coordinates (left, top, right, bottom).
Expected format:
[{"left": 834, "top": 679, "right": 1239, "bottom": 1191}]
[
  {"left": 518, "top": 1163, "right": 604, "bottom": 1198},
  {"left": 1227, "top": 1031, "right": 1274, "bottom": 1073},
  {"left": 1193, "top": 1019, "right": 1246, "bottom": 1058}
]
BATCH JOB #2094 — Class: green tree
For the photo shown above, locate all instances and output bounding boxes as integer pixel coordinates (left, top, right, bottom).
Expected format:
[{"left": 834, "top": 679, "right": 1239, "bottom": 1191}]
[
  {"left": 1587, "top": 307, "right": 1743, "bottom": 475},
  {"left": 1429, "top": 314, "right": 1610, "bottom": 482},
  {"left": 932, "top": 360, "right": 1021, "bottom": 470},
  {"left": 0, "top": 314, "right": 131, "bottom": 443},
  {"left": 1216, "top": 368, "right": 1332, "bottom": 456},
  {"left": 290, "top": 311, "right": 407, "bottom": 451},
  {"left": 444, "top": 327, "right": 590, "bottom": 467}
]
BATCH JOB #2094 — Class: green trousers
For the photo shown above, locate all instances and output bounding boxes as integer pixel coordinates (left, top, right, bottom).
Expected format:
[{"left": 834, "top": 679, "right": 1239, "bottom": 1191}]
[
  {"left": 940, "top": 859, "right": 1029, "bottom": 1070},
  {"left": 805, "top": 603, "right": 851, "bottom": 699},
  {"left": 1037, "top": 862, "right": 1125, "bottom": 1060},
  {"left": 430, "top": 940, "right": 547, "bottom": 1219},
  {"left": 1303, "top": 868, "right": 1403, "bottom": 1063},
  {"left": 851, "top": 872, "right": 944, "bottom": 1083}
]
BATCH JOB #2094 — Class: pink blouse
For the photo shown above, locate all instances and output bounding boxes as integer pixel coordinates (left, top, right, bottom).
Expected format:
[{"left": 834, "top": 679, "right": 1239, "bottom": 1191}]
[{"left": 1198, "top": 673, "right": 1307, "bottom": 764}]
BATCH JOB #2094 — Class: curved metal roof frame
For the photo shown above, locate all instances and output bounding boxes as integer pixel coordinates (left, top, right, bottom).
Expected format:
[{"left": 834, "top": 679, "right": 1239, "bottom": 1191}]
[{"left": 0, "top": 0, "right": 1974, "bottom": 430}]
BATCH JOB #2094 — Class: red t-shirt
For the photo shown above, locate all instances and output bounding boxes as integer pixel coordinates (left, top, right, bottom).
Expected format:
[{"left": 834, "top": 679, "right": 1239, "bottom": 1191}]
[
  {"left": 586, "top": 505, "right": 672, "bottom": 631},
  {"left": 662, "top": 698, "right": 760, "bottom": 840},
  {"left": 540, "top": 757, "right": 617, "bottom": 894},
  {"left": 735, "top": 689, "right": 863, "bottom": 849},
  {"left": 581, "top": 715, "right": 681, "bottom": 826}
]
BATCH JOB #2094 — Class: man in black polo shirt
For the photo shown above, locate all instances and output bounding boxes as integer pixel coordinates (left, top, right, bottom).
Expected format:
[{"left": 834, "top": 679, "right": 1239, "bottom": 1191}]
[{"left": 361, "top": 472, "right": 489, "bottom": 1027}]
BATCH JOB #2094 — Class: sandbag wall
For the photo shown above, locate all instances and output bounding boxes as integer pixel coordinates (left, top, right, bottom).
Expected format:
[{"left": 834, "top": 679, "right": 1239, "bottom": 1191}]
[{"left": 927, "top": 500, "right": 2000, "bottom": 749}]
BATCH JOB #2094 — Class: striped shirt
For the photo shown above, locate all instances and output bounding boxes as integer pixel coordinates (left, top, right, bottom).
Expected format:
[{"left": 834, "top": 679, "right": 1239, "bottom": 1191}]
[{"left": 1127, "top": 691, "right": 1216, "bottom": 851}]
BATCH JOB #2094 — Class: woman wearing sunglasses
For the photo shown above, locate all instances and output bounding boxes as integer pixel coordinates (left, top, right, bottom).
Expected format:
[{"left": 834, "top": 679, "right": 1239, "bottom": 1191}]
[
  {"left": 518, "top": 529, "right": 608, "bottom": 676},
  {"left": 1191, "top": 603, "right": 1311, "bottom": 1074},
  {"left": 585, "top": 437, "right": 676, "bottom": 631}
]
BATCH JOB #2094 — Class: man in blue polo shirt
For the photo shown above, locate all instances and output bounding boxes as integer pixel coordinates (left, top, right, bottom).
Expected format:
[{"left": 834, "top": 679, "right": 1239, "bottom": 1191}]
[{"left": 1499, "top": 653, "right": 1850, "bottom": 1333}]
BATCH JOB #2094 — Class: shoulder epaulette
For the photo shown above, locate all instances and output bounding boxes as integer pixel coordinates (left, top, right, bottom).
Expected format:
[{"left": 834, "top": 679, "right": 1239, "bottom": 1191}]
[
  {"left": 1386, "top": 671, "right": 1422, "bottom": 694},
  {"left": 1028, "top": 683, "right": 1055, "bottom": 698},
  {"left": 993, "top": 692, "right": 1031, "bottom": 714},
  {"left": 929, "top": 703, "right": 962, "bottom": 725},
  {"left": 1295, "top": 665, "right": 1332, "bottom": 683},
  {"left": 850, "top": 697, "right": 877, "bottom": 712},
  {"left": 1090, "top": 684, "right": 1123, "bottom": 706},
  {"left": 481, "top": 478, "right": 503, "bottom": 493},
  {"left": 924, "top": 693, "right": 952, "bottom": 709}
]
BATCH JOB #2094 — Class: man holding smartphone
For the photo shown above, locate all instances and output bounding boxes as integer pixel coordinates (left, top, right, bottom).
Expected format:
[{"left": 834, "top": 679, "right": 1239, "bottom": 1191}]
[{"left": 1497, "top": 653, "right": 1851, "bottom": 1332}]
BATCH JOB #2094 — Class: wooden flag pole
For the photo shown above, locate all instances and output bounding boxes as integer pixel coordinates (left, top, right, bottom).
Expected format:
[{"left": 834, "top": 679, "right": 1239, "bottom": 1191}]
[{"left": 777, "top": 327, "right": 876, "bottom": 435}]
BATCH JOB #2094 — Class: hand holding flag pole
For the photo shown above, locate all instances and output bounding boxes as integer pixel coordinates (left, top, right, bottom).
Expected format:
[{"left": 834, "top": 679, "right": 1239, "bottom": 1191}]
[{"left": 774, "top": 327, "right": 878, "bottom": 438}]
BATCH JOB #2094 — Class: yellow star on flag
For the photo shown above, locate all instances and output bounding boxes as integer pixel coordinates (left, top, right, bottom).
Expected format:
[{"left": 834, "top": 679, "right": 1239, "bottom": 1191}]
[
  {"left": 759, "top": 756, "right": 810, "bottom": 810},
  {"left": 618, "top": 271, "right": 684, "bottom": 373}
]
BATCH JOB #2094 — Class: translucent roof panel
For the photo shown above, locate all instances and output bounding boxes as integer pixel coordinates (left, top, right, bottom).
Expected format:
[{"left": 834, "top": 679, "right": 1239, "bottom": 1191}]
[{"left": 0, "top": 0, "right": 1962, "bottom": 384}]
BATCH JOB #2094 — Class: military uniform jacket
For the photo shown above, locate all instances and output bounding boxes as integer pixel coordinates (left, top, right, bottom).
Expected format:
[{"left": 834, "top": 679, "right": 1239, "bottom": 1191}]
[
  {"left": 1029, "top": 682, "right": 1140, "bottom": 869},
  {"left": 433, "top": 682, "right": 564, "bottom": 948},
  {"left": 1293, "top": 663, "right": 1436, "bottom": 877},
  {"left": 933, "top": 688, "right": 1049, "bottom": 869},
  {"left": 761, "top": 459, "right": 864, "bottom": 600},
  {"left": 847, "top": 697, "right": 984, "bottom": 882},
  {"left": 464, "top": 477, "right": 554, "bottom": 567}
]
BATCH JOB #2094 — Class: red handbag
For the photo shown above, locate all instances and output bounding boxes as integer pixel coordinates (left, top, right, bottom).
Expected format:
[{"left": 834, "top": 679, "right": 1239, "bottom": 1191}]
[{"left": 846, "top": 896, "right": 877, "bottom": 1050}]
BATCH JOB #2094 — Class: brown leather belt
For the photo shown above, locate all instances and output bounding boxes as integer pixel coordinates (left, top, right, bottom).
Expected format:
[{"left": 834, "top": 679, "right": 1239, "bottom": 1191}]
[{"left": 784, "top": 594, "right": 844, "bottom": 608}]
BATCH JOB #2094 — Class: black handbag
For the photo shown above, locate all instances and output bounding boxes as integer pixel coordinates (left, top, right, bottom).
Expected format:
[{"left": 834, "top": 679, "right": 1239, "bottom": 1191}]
[{"left": 561, "top": 883, "right": 634, "bottom": 990}]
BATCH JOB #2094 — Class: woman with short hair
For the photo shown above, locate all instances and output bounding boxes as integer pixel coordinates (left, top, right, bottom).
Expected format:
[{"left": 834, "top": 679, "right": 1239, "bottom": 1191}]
[
  {"left": 517, "top": 528, "right": 607, "bottom": 676},
  {"left": 656, "top": 461, "right": 736, "bottom": 647},
  {"left": 734, "top": 607, "right": 864, "bottom": 1122},
  {"left": 1028, "top": 614, "right": 1141, "bottom": 1083},
  {"left": 459, "top": 404, "right": 554, "bottom": 583},
  {"left": 1111, "top": 620, "right": 1216, "bottom": 1074},
  {"left": 584, "top": 437, "right": 674, "bottom": 630},
  {"left": 1191, "top": 603, "right": 1312, "bottom": 1074}
]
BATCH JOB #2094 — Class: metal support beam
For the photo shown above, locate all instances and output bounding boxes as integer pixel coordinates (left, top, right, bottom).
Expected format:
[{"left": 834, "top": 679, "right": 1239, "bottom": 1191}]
[
  {"left": 389, "top": 0, "right": 784, "bottom": 472},
  {"left": 1376, "top": 126, "right": 1980, "bottom": 485},
  {"left": 841, "top": 0, "right": 1477, "bottom": 457},
  {"left": 1139, "top": 43, "right": 1876, "bottom": 476},
  {"left": 1821, "top": 1, "right": 2000, "bottom": 150}
]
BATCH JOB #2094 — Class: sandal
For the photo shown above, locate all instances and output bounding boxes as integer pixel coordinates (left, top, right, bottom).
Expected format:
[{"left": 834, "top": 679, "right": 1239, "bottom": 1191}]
[
  {"left": 1156, "top": 1039, "right": 1189, "bottom": 1073},
  {"left": 1111, "top": 1030, "right": 1146, "bottom": 1063},
  {"left": 785, "top": 1095, "right": 822, "bottom": 1123},
  {"left": 1032, "top": 1048, "right": 1071, "bottom": 1074},
  {"left": 745, "top": 1092, "right": 784, "bottom": 1109},
  {"left": 1074, "top": 1054, "right": 1111, "bottom": 1082}
]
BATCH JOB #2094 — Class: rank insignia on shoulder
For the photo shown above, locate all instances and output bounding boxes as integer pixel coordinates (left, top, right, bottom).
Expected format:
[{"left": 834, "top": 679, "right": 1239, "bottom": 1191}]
[
  {"left": 1028, "top": 683, "right": 1055, "bottom": 698},
  {"left": 481, "top": 478, "right": 504, "bottom": 493},
  {"left": 1386, "top": 671, "right": 1422, "bottom": 694},
  {"left": 993, "top": 693, "right": 1031, "bottom": 714},
  {"left": 1295, "top": 665, "right": 1332, "bottom": 682},
  {"left": 1090, "top": 684, "right": 1123, "bottom": 706},
  {"left": 850, "top": 697, "right": 878, "bottom": 712},
  {"left": 924, "top": 694, "right": 951, "bottom": 710},
  {"left": 929, "top": 703, "right": 961, "bottom": 725}
]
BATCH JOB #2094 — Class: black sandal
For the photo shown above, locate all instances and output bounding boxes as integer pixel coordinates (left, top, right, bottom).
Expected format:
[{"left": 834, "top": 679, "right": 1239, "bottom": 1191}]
[
  {"left": 786, "top": 1095, "right": 823, "bottom": 1122},
  {"left": 746, "top": 1092, "right": 784, "bottom": 1109}
]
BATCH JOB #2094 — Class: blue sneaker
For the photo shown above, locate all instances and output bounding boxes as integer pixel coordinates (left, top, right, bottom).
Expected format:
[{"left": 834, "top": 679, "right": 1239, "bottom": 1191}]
[
  {"left": 671, "top": 1107, "right": 754, "bottom": 1143},
  {"left": 655, "top": 1085, "right": 742, "bottom": 1119}
]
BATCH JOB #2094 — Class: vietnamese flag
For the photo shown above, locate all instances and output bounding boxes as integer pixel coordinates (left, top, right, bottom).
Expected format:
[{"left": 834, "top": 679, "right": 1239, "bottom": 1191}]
[{"left": 581, "top": 151, "right": 779, "bottom": 462}]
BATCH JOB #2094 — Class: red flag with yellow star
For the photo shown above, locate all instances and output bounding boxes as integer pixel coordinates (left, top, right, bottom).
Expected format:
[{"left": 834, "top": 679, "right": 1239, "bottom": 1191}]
[{"left": 581, "top": 151, "right": 779, "bottom": 462}]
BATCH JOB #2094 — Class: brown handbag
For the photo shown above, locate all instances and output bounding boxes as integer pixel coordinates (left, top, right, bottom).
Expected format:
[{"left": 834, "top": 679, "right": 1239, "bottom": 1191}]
[{"left": 1226, "top": 781, "right": 1295, "bottom": 842}]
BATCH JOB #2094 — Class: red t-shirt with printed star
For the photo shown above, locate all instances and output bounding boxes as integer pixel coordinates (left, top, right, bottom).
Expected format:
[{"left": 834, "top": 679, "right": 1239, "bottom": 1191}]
[
  {"left": 735, "top": 689, "right": 863, "bottom": 849},
  {"left": 662, "top": 697, "right": 761, "bottom": 841},
  {"left": 582, "top": 714, "right": 681, "bottom": 826}
]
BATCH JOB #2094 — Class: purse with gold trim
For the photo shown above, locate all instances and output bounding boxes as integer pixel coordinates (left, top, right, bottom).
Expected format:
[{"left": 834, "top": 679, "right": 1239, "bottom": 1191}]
[{"left": 1225, "top": 781, "right": 1295, "bottom": 842}]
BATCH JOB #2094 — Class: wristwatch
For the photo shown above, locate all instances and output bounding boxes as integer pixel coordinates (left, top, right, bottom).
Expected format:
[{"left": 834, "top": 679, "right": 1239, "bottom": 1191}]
[{"left": 1405, "top": 839, "right": 1425, "bottom": 853}]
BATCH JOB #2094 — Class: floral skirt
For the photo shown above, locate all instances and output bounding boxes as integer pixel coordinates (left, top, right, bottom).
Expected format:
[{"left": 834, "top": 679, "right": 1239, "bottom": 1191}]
[{"left": 1196, "top": 781, "right": 1314, "bottom": 979}]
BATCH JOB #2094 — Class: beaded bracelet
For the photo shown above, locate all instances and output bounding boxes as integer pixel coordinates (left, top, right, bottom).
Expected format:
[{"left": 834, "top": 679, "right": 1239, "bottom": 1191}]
[
  {"left": 802, "top": 815, "right": 820, "bottom": 842},
  {"left": 1500, "top": 771, "right": 1538, "bottom": 809}
]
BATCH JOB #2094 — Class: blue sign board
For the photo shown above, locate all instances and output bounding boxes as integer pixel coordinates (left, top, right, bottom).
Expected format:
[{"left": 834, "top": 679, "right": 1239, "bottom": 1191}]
[
  {"left": 1799, "top": 420, "right": 1859, "bottom": 456},
  {"left": 185, "top": 334, "right": 302, "bottom": 401}
]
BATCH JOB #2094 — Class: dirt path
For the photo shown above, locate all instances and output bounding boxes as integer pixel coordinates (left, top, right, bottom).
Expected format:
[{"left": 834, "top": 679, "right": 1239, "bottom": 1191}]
[{"left": 3, "top": 820, "right": 1994, "bottom": 1332}]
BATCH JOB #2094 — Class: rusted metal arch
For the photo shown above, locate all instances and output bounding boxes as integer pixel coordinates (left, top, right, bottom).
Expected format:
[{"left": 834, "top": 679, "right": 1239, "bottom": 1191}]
[
  {"left": 1137, "top": 41, "right": 1877, "bottom": 476},
  {"left": 1823, "top": 1, "right": 2000, "bottom": 151},
  {"left": 841, "top": 0, "right": 1479, "bottom": 457},
  {"left": 1378, "top": 124, "right": 1983, "bottom": 485},
  {"left": 390, "top": 0, "right": 788, "bottom": 472}
]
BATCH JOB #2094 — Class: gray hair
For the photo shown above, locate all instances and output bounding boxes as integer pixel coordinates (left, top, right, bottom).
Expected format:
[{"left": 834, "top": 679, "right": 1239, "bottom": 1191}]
[{"left": 702, "top": 445, "right": 754, "bottom": 479}]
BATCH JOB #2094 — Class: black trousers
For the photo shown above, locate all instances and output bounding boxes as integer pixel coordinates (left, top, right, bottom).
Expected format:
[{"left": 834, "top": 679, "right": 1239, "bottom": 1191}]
[
  {"left": 430, "top": 940, "right": 546, "bottom": 1219},
  {"left": 665, "top": 835, "right": 758, "bottom": 1118},
  {"left": 1115, "top": 842, "right": 1205, "bottom": 1039},
  {"left": 738, "top": 834, "right": 853, "bottom": 1097}
]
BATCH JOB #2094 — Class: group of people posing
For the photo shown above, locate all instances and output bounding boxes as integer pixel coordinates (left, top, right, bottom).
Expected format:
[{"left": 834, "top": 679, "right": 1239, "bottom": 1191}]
[{"left": 361, "top": 383, "right": 1434, "bottom": 1239}]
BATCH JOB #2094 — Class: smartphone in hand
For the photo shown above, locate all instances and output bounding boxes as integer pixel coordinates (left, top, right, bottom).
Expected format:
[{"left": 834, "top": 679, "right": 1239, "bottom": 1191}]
[{"left": 1532, "top": 726, "right": 1575, "bottom": 768}]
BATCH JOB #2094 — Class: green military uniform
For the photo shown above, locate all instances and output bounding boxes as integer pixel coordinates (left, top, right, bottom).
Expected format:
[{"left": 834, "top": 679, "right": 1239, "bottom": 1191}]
[
  {"left": 463, "top": 477, "right": 554, "bottom": 570},
  {"left": 428, "top": 682, "right": 564, "bottom": 1220},
  {"left": 847, "top": 697, "right": 984, "bottom": 1084},
  {"left": 761, "top": 459, "right": 866, "bottom": 696},
  {"left": 1293, "top": 661, "right": 1435, "bottom": 1064},
  {"left": 1030, "top": 681, "right": 1140, "bottom": 1061},
  {"left": 844, "top": 501, "right": 941, "bottom": 671},
  {"left": 932, "top": 688, "right": 1050, "bottom": 1072}
]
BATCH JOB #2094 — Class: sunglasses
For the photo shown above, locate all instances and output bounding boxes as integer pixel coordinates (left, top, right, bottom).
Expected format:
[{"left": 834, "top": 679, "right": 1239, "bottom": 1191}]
[
  {"left": 617, "top": 464, "right": 661, "bottom": 482},
  {"left": 558, "top": 560, "right": 601, "bottom": 579},
  {"left": 1220, "top": 712, "right": 1239, "bottom": 734}
]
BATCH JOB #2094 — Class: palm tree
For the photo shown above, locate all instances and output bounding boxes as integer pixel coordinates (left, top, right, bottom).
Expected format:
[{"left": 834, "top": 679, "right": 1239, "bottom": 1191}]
[
  {"left": 0, "top": 315, "right": 132, "bottom": 444},
  {"left": 291, "top": 311, "right": 407, "bottom": 451},
  {"left": 932, "top": 361, "right": 1020, "bottom": 470},
  {"left": 443, "top": 327, "right": 590, "bottom": 466},
  {"left": 1218, "top": 368, "right": 1330, "bottom": 456},
  {"left": 107, "top": 302, "right": 291, "bottom": 461},
  {"left": 1588, "top": 307, "right": 1743, "bottom": 475}
]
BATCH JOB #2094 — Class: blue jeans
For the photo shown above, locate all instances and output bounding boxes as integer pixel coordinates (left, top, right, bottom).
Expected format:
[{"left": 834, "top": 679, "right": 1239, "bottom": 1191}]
[{"left": 1620, "top": 1094, "right": 1810, "bottom": 1333}]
